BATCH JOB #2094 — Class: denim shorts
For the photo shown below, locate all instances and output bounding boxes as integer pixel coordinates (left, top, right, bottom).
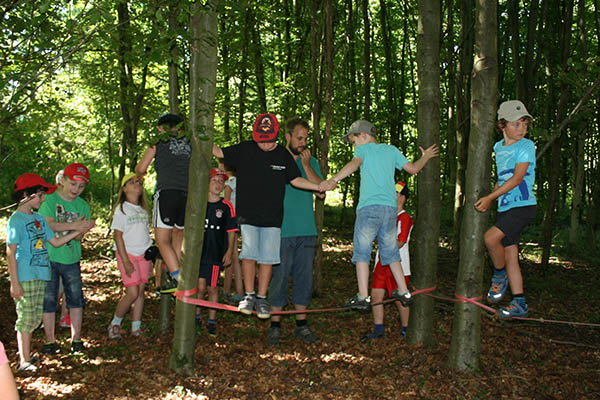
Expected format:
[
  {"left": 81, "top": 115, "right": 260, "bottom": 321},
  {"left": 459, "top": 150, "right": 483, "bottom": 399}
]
[
  {"left": 43, "top": 261, "right": 85, "bottom": 313},
  {"left": 239, "top": 224, "right": 281, "bottom": 265},
  {"left": 353, "top": 205, "right": 400, "bottom": 265},
  {"left": 268, "top": 236, "right": 316, "bottom": 308}
]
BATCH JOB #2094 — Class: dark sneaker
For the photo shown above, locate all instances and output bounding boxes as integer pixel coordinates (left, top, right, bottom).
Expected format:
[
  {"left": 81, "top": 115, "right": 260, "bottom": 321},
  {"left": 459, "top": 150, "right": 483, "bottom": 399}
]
[
  {"left": 360, "top": 331, "right": 385, "bottom": 343},
  {"left": 231, "top": 293, "right": 245, "bottom": 304},
  {"left": 41, "top": 342, "right": 59, "bottom": 354},
  {"left": 266, "top": 326, "right": 281, "bottom": 345},
  {"left": 70, "top": 340, "right": 85, "bottom": 354},
  {"left": 238, "top": 293, "right": 256, "bottom": 315},
  {"left": 108, "top": 324, "right": 121, "bottom": 339},
  {"left": 159, "top": 277, "right": 178, "bottom": 294},
  {"left": 255, "top": 297, "right": 271, "bottom": 319},
  {"left": 294, "top": 325, "right": 319, "bottom": 344},
  {"left": 391, "top": 290, "right": 413, "bottom": 307},
  {"left": 487, "top": 273, "right": 509, "bottom": 303},
  {"left": 343, "top": 293, "right": 372, "bottom": 311},
  {"left": 498, "top": 299, "right": 528, "bottom": 319},
  {"left": 206, "top": 323, "right": 216, "bottom": 337},
  {"left": 18, "top": 362, "right": 37, "bottom": 372}
]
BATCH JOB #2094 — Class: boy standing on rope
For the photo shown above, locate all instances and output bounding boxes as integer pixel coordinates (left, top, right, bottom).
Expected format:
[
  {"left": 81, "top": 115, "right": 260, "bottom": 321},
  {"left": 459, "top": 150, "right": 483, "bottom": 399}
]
[
  {"left": 322, "top": 120, "right": 438, "bottom": 311},
  {"left": 136, "top": 114, "right": 190, "bottom": 294},
  {"left": 212, "top": 113, "right": 327, "bottom": 319},
  {"left": 475, "top": 100, "right": 536, "bottom": 319},
  {"left": 362, "top": 182, "right": 413, "bottom": 341},
  {"left": 194, "top": 168, "right": 237, "bottom": 337}
]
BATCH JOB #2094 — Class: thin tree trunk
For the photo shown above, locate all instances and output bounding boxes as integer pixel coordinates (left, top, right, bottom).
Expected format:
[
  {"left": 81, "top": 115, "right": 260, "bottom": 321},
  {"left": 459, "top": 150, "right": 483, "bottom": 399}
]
[
  {"left": 446, "top": 0, "right": 457, "bottom": 215},
  {"left": 541, "top": 0, "right": 574, "bottom": 269},
  {"left": 167, "top": 0, "right": 181, "bottom": 115},
  {"left": 237, "top": 7, "right": 251, "bottom": 141},
  {"left": 408, "top": 0, "right": 440, "bottom": 347},
  {"left": 524, "top": 0, "right": 540, "bottom": 106},
  {"left": 250, "top": 9, "right": 267, "bottom": 112},
  {"left": 169, "top": 0, "right": 218, "bottom": 376},
  {"left": 508, "top": 0, "right": 524, "bottom": 100},
  {"left": 451, "top": 0, "right": 474, "bottom": 250},
  {"left": 379, "top": 0, "right": 398, "bottom": 147},
  {"left": 447, "top": 0, "right": 498, "bottom": 372},
  {"left": 362, "top": 0, "right": 371, "bottom": 119}
]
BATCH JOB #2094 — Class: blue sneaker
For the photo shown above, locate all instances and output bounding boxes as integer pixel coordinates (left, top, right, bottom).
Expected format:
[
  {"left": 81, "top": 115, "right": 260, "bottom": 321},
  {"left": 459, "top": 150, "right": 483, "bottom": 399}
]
[
  {"left": 487, "top": 273, "right": 508, "bottom": 303},
  {"left": 498, "top": 299, "right": 528, "bottom": 319}
]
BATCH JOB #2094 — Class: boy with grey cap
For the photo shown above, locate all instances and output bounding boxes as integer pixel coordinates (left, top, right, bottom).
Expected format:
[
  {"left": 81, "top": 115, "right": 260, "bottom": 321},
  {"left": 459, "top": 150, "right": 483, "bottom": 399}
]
[
  {"left": 475, "top": 100, "right": 536, "bottom": 319},
  {"left": 322, "top": 120, "right": 438, "bottom": 310}
]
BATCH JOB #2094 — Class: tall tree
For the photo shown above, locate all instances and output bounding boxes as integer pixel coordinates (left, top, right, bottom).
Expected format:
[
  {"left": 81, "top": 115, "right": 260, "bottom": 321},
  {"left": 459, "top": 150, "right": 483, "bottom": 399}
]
[
  {"left": 408, "top": 0, "right": 441, "bottom": 346},
  {"left": 169, "top": 0, "right": 218, "bottom": 376},
  {"left": 447, "top": 0, "right": 498, "bottom": 371},
  {"left": 379, "top": 0, "right": 399, "bottom": 147},
  {"left": 362, "top": 0, "right": 371, "bottom": 119}
]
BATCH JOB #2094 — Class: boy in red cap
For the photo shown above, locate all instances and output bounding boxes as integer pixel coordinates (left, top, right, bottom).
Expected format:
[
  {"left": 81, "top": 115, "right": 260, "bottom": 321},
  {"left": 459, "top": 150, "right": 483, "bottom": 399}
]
[
  {"left": 136, "top": 114, "right": 190, "bottom": 294},
  {"left": 195, "top": 168, "right": 237, "bottom": 336},
  {"left": 212, "top": 113, "right": 328, "bottom": 319},
  {"left": 7, "top": 173, "right": 91, "bottom": 371},
  {"left": 39, "top": 163, "right": 95, "bottom": 354}
]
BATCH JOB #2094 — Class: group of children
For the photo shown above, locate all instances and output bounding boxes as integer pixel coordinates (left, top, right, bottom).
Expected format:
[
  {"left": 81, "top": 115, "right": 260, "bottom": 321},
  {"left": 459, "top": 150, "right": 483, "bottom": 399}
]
[{"left": 6, "top": 99, "right": 536, "bottom": 372}]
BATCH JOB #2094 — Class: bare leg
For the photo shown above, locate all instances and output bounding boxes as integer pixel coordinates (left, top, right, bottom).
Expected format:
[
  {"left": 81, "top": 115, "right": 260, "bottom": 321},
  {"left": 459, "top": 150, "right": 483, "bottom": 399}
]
[
  {"left": 171, "top": 227, "right": 184, "bottom": 262},
  {"left": 504, "top": 245, "right": 523, "bottom": 294},
  {"left": 115, "top": 286, "right": 140, "bottom": 318},
  {"left": 484, "top": 226, "right": 507, "bottom": 270},
  {"left": 0, "top": 361, "right": 19, "bottom": 400},
  {"left": 257, "top": 264, "right": 272, "bottom": 297},
  {"left": 294, "top": 305, "right": 307, "bottom": 322},
  {"left": 395, "top": 302, "right": 410, "bottom": 327},
  {"left": 271, "top": 306, "right": 283, "bottom": 323},
  {"left": 16, "top": 331, "right": 32, "bottom": 364},
  {"left": 356, "top": 261, "right": 370, "bottom": 298},
  {"left": 372, "top": 288, "right": 386, "bottom": 325},
  {"left": 387, "top": 261, "right": 409, "bottom": 293},
  {"left": 207, "top": 287, "right": 219, "bottom": 320},
  {"left": 196, "top": 279, "right": 206, "bottom": 318},
  {"left": 69, "top": 307, "right": 83, "bottom": 341},
  {"left": 130, "top": 283, "right": 145, "bottom": 322},
  {"left": 42, "top": 312, "right": 56, "bottom": 343},
  {"left": 242, "top": 259, "right": 257, "bottom": 293},
  {"left": 155, "top": 227, "right": 179, "bottom": 274}
]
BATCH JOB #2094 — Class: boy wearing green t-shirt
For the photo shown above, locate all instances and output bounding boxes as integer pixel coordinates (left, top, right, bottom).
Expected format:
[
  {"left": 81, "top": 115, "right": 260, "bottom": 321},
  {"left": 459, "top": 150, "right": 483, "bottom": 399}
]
[{"left": 39, "top": 163, "right": 95, "bottom": 354}]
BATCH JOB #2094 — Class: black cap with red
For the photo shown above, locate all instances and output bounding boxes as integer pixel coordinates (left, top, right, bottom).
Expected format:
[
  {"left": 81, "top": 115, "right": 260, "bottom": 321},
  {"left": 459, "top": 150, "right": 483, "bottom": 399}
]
[{"left": 252, "top": 113, "right": 279, "bottom": 143}]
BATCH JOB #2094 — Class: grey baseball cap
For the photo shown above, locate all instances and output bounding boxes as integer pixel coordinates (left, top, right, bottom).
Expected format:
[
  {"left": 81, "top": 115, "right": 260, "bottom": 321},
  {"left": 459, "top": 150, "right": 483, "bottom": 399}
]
[
  {"left": 342, "top": 120, "right": 377, "bottom": 143},
  {"left": 497, "top": 100, "right": 533, "bottom": 122}
]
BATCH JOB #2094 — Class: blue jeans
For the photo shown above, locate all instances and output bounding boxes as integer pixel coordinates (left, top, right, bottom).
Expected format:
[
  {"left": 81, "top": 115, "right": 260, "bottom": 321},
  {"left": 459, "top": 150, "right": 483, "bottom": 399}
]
[
  {"left": 353, "top": 205, "right": 400, "bottom": 265},
  {"left": 268, "top": 236, "right": 316, "bottom": 308},
  {"left": 239, "top": 224, "right": 281, "bottom": 265},
  {"left": 43, "top": 261, "right": 85, "bottom": 313}
]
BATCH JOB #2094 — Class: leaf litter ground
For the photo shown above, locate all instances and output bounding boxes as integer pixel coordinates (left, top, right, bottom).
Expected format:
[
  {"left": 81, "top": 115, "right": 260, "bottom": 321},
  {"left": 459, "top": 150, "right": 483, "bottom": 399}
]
[{"left": 1, "top": 227, "right": 599, "bottom": 399}]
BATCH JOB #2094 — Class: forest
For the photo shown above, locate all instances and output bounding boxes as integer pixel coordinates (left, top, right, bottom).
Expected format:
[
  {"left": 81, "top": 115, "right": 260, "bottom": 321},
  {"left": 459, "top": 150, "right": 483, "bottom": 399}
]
[{"left": 1, "top": 0, "right": 599, "bottom": 399}]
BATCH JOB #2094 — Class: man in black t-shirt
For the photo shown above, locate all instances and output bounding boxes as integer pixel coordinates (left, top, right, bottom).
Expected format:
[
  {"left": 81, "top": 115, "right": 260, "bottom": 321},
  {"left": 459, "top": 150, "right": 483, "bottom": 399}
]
[
  {"left": 212, "top": 113, "right": 327, "bottom": 319},
  {"left": 196, "top": 168, "right": 237, "bottom": 336}
]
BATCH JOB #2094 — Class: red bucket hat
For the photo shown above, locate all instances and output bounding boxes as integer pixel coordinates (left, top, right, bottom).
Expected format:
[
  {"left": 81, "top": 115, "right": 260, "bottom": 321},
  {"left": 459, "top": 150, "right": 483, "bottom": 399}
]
[{"left": 14, "top": 173, "right": 57, "bottom": 194}]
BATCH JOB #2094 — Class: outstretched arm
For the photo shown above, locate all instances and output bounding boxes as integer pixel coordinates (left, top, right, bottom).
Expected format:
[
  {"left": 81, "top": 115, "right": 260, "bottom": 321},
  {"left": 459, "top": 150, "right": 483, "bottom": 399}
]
[
  {"left": 320, "top": 157, "right": 363, "bottom": 191},
  {"left": 290, "top": 177, "right": 321, "bottom": 192},
  {"left": 402, "top": 144, "right": 439, "bottom": 175},
  {"left": 136, "top": 146, "right": 156, "bottom": 177}
]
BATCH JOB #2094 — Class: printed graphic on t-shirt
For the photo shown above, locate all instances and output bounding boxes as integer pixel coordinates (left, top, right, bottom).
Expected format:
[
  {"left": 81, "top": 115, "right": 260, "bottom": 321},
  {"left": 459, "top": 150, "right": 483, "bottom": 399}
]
[
  {"left": 169, "top": 137, "right": 191, "bottom": 157},
  {"left": 25, "top": 219, "right": 50, "bottom": 269},
  {"left": 498, "top": 168, "right": 533, "bottom": 208},
  {"left": 270, "top": 164, "right": 286, "bottom": 171},
  {"left": 55, "top": 204, "right": 79, "bottom": 246},
  {"left": 205, "top": 207, "right": 225, "bottom": 230}
]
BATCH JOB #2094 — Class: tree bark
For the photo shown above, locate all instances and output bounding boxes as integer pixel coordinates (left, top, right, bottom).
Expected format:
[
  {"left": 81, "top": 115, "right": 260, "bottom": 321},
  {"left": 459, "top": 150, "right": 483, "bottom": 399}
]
[
  {"left": 507, "top": 0, "right": 524, "bottom": 100},
  {"left": 445, "top": 0, "right": 457, "bottom": 214},
  {"left": 447, "top": 0, "right": 498, "bottom": 372},
  {"left": 362, "top": 0, "right": 371, "bottom": 119},
  {"left": 169, "top": 0, "right": 218, "bottom": 376},
  {"left": 408, "top": 0, "right": 440, "bottom": 347},
  {"left": 379, "top": 0, "right": 398, "bottom": 147},
  {"left": 451, "top": 0, "right": 474, "bottom": 251}
]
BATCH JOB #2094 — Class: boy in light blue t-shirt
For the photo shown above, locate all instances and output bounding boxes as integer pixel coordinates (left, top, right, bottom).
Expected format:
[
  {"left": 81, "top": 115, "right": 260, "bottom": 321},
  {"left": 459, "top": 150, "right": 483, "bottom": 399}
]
[
  {"left": 322, "top": 120, "right": 438, "bottom": 311},
  {"left": 475, "top": 100, "right": 536, "bottom": 319}
]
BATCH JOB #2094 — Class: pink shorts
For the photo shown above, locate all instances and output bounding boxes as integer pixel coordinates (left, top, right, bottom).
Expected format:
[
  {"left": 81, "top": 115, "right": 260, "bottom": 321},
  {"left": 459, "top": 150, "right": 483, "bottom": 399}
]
[
  {"left": 116, "top": 253, "right": 151, "bottom": 288},
  {"left": 372, "top": 262, "right": 410, "bottom": 298},
  {"left": 0, "top": 341, "right": 8, "bottom": 366}
]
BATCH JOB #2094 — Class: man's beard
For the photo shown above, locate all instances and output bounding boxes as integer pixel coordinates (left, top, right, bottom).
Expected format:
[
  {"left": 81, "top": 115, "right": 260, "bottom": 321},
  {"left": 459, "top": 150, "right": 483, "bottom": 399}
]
[{"left": 289, "top": 144, "right": 304, "bottom": 155}]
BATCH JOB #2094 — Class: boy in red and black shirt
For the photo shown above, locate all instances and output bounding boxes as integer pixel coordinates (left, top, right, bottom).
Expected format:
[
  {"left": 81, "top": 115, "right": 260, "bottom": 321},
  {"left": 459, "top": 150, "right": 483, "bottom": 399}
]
[
  {"left": 362, "top": 182, "right": 414, "bottom": 342},
  {"left": 196, "top": 168, "right": 238, "bottom": 336}
]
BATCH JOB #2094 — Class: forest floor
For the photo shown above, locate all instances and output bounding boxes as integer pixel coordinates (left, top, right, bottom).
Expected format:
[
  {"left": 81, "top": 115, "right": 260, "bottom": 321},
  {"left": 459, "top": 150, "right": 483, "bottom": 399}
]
[{"left": 1, "top": 225, "right": 599, "bottom": 399}]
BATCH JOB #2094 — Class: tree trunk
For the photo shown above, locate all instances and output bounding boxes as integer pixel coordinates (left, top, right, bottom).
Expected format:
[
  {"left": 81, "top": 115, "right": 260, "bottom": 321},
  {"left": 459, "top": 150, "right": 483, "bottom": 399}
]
[
  {"left": 451, "top": 0, "right": 474, "bottom": 251},
  {"left": 445, "top": 0, "right": 457, "bottom": 215},
  {"left": 541, "top": 0, "right": 574, "bottom": 268},
  {"left": 250, "top": 9, "right": 267, "bottom": 112},
  {"left": 569, "top": 0, "right": 587, "bottom": 245},
  {"left": 237, "top": 7, "right": 252, "bottom": 141},
  {"left": 169, "top": 0, "right": 218, "bottom": 376},
  {"left": 167, "top": 0, "right": 181, "bottom": 115},
  {"left": 362, "top": 0, "right": 371, "bottom": 119},
  {"left": 379, "top": 0, "right": 398, "bottom": 147},
  {"left": 408, "top": 0, "right": 440, "bottom": 347},
  {"left": 447, "top": 0, "right": 498, "bottom": 372},
  {"left": 524, "top": 0, "right": 540, "bottom": 106},
  {"left": 507, "top": 0, "right": 524, "bottom": 100}
]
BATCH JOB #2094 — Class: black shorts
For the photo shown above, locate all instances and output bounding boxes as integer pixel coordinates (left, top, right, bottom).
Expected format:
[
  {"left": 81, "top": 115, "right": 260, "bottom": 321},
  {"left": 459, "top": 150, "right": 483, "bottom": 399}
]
[
  {"left": 153, "top": 190, "right": 187, "bottom": 229},
  {"left": 495, "top": 205, "right": 536, "bottom": 247},
  {"left": 198, "top": 263, "right": 222, "bottom": 287}
]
